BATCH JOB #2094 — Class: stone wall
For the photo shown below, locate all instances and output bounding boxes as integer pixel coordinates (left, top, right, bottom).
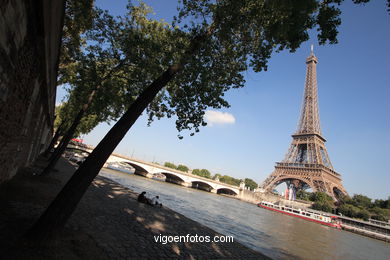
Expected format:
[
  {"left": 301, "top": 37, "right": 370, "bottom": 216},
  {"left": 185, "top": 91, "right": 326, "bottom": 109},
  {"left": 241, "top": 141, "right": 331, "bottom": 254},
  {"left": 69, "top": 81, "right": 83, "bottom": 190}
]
[{"left": 0, "top": 0, "right": 65, "bottom": 183}]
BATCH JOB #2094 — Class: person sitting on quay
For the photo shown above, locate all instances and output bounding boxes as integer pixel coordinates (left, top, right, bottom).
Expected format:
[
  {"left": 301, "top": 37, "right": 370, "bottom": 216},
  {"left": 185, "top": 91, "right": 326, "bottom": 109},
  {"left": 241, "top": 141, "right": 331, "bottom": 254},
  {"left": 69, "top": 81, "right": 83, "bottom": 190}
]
[
  {"left": 151, "top": 195, "right": 162, "bottom": 207},
  {"left": 137, "top": 191, "right": 152, "bottom": 205}
]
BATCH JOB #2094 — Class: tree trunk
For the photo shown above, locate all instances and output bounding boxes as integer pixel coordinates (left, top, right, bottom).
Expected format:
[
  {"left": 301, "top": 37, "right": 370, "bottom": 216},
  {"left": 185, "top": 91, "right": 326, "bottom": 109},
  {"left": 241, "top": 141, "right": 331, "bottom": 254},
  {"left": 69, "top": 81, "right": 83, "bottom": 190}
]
[
  {"left": 49, "top": 131, "right": 67, "bottom": 161},
  {"left": 26, "top": 64, "right": 181, "bottom": 240},
  {"left": 40, "top": 109, "right": 85, "bottom": 176},
  {"left": 43, "top": 120, "right": 65, "bottom": 157},
  {"left": 41, "top": 89, "right": 97, "bottom": 176}
]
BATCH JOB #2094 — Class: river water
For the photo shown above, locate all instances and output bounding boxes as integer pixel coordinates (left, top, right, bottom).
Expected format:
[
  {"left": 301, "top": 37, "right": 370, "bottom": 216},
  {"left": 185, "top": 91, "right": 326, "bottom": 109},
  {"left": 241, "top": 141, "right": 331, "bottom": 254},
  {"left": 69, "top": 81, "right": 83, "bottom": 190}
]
[{"left": 99, "top": 169, "right": 389, "bottom": 260}]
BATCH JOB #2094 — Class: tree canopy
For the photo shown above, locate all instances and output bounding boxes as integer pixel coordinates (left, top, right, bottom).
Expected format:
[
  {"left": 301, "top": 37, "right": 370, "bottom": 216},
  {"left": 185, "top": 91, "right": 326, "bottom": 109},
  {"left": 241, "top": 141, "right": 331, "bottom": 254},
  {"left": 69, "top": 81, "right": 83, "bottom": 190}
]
[
  {"left": 177, "top": 164, "right": 189, "bottom": 172},
  {"left": 308, "top": 191, "right": 333, "bottom": 213},
  {"left": 192, "top": 169, "right": 212, "bottom": 179},
  {"left": 244, "top": 178, "right": 258, "bottom": 190},
  {"left": 219, "top": 175, "right": 241, "bottom": 187},
  {"left": 164, "top": 162, "right": 177, "bottom": 169},
  {"left": 297, "top": 191, "right": 389, "bottom": 221},
  {"left": 56, "top": 5, "right": 151, "bottom": 136},
  {"left": 338, "top": 194, "right": 389, "bottom": 221},
  {"left": 61, "top": 0, "right": 374, "bottom": 138}
]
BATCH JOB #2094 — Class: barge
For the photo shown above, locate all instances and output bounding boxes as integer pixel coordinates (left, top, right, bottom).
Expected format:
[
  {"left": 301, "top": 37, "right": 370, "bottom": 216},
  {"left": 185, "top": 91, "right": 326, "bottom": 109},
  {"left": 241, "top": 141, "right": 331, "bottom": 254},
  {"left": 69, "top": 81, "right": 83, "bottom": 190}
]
[{"left": 257, "top": 201, "right": 341, "bottom": 228}]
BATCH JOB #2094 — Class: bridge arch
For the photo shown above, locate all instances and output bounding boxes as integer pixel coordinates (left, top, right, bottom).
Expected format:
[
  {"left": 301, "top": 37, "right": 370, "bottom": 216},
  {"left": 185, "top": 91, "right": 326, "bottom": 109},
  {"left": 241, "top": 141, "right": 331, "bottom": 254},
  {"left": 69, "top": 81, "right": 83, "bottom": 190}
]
[
  {"left": 125, "top": 162, "right": 149, "bottom": 177},
  {"left": 160, "top": 172, "right": 185, "bottom": 185},
  {"left": 217, "top": 188, "right": 238, "bottom": 196},
  {"left": 191, "top": 181, "right": 214, "bottom": 192}
]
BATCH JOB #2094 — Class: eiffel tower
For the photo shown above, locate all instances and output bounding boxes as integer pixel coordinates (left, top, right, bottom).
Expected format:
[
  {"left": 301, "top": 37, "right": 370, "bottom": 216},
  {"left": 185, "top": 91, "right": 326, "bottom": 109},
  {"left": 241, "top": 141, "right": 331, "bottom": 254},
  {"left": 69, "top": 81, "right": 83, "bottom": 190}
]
[{"left": 261, "top": 46, "right": 347, "bottom": 199}]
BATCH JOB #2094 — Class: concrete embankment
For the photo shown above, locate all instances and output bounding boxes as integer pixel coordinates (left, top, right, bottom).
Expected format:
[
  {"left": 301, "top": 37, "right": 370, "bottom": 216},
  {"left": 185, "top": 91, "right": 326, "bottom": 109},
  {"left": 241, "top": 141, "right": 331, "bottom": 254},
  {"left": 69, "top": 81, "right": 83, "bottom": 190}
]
[
  {"left": 0, "top": 157, "right": 271, "bottom": 259},
  {"left": 338, "top": 216, "right": 390, "bottom": 243},
  {"left": 341, "top": 224, "right": 390, "bottom": 243}
]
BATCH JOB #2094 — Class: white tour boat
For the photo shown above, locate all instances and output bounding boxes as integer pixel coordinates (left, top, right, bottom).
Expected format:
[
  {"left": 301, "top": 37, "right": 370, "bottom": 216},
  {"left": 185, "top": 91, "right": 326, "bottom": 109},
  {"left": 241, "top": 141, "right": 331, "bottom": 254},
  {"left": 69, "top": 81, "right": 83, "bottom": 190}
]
[{"left": 257, "top": 201, "right": 341, "bottom": 229}]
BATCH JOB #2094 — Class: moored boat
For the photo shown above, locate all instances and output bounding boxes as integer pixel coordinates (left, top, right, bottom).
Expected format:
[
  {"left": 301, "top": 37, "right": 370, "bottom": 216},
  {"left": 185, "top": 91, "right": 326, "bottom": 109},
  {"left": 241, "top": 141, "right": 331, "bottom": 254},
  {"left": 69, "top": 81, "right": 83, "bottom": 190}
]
[
  {"left": 257, "top": 201, "right": 341, "bottom": 229},
  {"left": 106, "top": 161, "right": 135, "bottom": 174},
  {"left": 152, "top": 172, "right": 166, "bottom": 181}
]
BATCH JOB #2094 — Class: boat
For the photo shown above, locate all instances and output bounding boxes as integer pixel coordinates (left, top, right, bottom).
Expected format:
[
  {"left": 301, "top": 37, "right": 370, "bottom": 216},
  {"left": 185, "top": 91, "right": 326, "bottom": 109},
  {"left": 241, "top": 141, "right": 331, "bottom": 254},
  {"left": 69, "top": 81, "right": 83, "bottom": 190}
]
[
  {"left": 106, "top": 161, "right": 135, "bottom": 174},
  {"left": 65, "top": 149, "right": 90, "bottom": 165},
  {"left": 257, "top": 201, "right": 341, "bottom": 229},
  {"left": 152, "top": 173, "right": 166, "bottom": 181}
]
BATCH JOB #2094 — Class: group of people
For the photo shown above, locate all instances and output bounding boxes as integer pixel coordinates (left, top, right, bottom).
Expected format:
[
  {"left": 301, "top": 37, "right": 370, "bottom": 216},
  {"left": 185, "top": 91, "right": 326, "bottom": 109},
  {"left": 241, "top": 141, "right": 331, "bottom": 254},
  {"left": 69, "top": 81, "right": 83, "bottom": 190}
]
[{"left": 137, "top": 191, "right": 162, "bottom": 207}]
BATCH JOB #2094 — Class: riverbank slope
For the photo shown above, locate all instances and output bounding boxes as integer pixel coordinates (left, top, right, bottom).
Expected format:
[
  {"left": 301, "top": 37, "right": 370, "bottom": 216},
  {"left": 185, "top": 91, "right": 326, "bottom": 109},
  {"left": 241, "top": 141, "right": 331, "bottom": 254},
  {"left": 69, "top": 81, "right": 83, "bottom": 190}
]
[{"left": 0, "top": 157, "right": 271, "bottom": 259}]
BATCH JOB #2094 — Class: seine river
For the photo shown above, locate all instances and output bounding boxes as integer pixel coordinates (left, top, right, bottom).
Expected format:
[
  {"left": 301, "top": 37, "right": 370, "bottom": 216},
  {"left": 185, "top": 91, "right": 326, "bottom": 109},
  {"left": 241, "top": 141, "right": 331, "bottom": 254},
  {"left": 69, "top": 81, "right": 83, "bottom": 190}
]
[{"left": 100, "top": 169, "right": 389, "bottom": 260}]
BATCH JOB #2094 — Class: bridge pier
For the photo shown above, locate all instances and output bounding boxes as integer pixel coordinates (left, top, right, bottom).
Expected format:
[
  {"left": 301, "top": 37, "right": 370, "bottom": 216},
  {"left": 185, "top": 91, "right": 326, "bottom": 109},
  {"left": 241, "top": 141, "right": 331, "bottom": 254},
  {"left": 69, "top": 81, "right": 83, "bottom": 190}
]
[
  {"left": 211, "top": 189, "right": 217, "bottom": 194},
  {"left": 181, "top": 182, "right": 192, "bottom": 187},
  {"left": 133, "top": 171, "right": 153, "bottom": 178}
]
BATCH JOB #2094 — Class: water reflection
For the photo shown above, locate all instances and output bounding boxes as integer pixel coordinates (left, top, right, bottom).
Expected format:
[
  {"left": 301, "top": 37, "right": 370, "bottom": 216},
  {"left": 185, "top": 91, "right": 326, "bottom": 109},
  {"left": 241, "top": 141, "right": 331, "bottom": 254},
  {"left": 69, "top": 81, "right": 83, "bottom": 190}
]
[{"left": 99, "top": 169, "right": 390, "bottom": 260}]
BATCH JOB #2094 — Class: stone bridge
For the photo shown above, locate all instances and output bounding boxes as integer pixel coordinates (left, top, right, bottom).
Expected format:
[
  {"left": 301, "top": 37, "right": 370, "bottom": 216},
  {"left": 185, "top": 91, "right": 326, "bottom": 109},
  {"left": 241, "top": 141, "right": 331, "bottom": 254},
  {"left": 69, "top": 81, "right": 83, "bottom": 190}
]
[{"left": 71, "top": 146, "right": 241, "bottom": 196}]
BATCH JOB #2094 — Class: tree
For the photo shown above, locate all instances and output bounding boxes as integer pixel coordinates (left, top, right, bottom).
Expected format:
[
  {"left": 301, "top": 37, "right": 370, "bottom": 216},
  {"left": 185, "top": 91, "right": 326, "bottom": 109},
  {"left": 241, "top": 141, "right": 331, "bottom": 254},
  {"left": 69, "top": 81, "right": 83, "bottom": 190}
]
[
  {"left": 192, "top": 169, "right": 211, "bottom": 179},
  {"left": 296, "top": 190, "right": 311, "bottom": 201},
  {"left": 337, "top": 193, "right": 353, "bottom": 205},
  {"left": 192, "top": 169, "right": 201, "bottom": 175},
  {"left": 369, "top": 207, "right": 387, "bottom": 221},
  {"left": 42, "top": 0, "right": 94, "bottom": 157},
  {"left": 43, "top": 4, "right": 175, "bottom": 174},
  {"left": 244, "top": 178, "right": 258, "bottom": 191},
  {"left": 337, "top": 194, "right": 389, "bottom": 221},
  {"left": 177, "top": 164, "right": 189, "bottom": 172},
  {"left": 370, "top": 214, "right": 386, "bottom": 222},
  {"left": 42, "top": 86, "right": 102, "bottom": 176},
  {"left": 41, "top": 49, "right": 130, "bottom": 176},
  {"left": 356, "top": 208, "right": 370, "bottom": 221},
  {"left": 213, "top": 173, "right": 222, "bottom": 180},
  {"left": 59, "top": 0, "right": 94, "bottom": 80},
  {"left": 28, "top": 0, "right": 371, "bottom": 240},
  {"left": 338, "top": 204, "right": 370, "bottom": 220},
  {"left": 351, "top": 194, "right": 372, "bottom": 208},
  {"left": 373, "top": 198, "right": 390, "bottom": 209},
  {"left": 310, "top": 192, "right": 333, "bottom": 203},
  {"left": 312, "top": 201, "right": 333, "bottom": 213},
  {"left": 164, "top": 162, "right": 177, "bottom": 169},
  {"left": 219, "top": 175, "right": 241, "bottom": 186},
  {"left": 339, "top": 204, "right": 360, "bottom": 218},
  {"left": 43, "top": 119, "right": 66, "bottom": 157},
  {"left": 310, "top": 191, "right": 334, "bottom": 212}
]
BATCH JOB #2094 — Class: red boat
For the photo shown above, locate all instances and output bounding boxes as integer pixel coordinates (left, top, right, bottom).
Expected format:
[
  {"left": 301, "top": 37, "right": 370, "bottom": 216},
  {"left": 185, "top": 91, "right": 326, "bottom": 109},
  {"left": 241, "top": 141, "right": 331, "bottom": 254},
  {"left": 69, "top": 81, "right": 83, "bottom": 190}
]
[{"left": 258, "top": 201, "right": 341, "bottom": 229}]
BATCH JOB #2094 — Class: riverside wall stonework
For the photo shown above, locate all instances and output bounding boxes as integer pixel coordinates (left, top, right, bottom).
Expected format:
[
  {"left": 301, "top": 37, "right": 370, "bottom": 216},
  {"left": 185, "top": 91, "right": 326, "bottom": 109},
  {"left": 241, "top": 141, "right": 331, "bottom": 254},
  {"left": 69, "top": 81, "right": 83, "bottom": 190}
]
[{"left": 0, "top": 0, "right": 65, "bottom": 183}]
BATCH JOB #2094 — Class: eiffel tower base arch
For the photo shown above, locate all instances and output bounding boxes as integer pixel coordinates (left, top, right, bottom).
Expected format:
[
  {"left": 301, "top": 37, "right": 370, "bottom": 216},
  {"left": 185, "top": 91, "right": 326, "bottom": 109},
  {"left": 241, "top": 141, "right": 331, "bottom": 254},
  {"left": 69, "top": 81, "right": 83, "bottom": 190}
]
[{"left": 262, "top": 164, "right": 347, "bottom": 200}]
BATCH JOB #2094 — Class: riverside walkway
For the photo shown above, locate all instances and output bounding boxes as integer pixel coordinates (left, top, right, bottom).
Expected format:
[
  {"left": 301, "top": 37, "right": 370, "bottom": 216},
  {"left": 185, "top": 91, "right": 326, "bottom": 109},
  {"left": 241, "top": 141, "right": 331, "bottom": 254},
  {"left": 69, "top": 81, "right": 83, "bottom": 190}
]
[{"left": 0, "top": 157, "right": 270, "bottom": 259}]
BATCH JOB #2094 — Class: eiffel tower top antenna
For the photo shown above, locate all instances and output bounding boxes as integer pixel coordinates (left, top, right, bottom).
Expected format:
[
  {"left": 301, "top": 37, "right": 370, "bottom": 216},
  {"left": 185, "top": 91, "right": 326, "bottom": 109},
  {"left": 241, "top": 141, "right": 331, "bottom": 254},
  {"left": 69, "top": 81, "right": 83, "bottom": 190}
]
[
  {"left": 296, "top": 44, "right": 321, "bottom": 136},
  {"left": 311, "top": 44, "right": 314, "bottom": 55}
]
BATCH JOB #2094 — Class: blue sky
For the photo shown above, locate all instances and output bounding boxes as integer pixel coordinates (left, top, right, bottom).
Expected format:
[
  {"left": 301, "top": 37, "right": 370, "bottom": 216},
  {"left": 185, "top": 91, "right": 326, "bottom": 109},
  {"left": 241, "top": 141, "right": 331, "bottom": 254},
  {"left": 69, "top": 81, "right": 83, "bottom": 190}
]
[{"left": 57, "top": 0, "right": 389, "bottom": 199}]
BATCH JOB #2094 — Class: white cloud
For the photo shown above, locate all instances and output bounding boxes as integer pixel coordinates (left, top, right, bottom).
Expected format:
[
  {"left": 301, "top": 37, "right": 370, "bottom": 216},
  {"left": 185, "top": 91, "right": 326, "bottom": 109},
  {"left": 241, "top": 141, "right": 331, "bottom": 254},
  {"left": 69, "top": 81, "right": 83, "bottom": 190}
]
[{"left": 204, "top": 110, "right": 236, "bottom": 126}]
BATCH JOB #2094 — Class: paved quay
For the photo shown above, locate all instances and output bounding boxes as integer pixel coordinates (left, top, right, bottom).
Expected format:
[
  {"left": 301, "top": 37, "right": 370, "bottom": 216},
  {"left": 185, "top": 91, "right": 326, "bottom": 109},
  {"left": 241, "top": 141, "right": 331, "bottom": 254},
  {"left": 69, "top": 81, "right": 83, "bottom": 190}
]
[{"left": 0, "top": 157, "right": 271, "bottom": 259}]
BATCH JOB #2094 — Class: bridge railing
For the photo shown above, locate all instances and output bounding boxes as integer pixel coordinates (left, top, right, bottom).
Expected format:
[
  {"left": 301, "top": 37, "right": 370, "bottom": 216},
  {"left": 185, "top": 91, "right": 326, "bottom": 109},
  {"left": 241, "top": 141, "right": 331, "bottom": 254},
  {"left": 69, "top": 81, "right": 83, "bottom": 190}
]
[{"left": 109, "top": 152, "right": 240, "bottom": 189}]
